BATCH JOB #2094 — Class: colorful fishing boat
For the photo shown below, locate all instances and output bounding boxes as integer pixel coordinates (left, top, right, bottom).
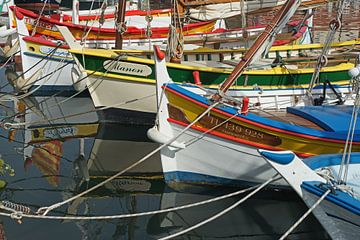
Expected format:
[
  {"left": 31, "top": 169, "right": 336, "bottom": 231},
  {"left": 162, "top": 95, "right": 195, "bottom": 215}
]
[
  {"left": 65, "top": 43, "right": 354, "bottom": 121},
  {"left": 148, "top": 0, "right": 360, "bottom": 187},
  {"left": 9, "top": 6, "right": 215, "bottom": 41},
  {"left": 8, "top": 5, "right": 312, "bottom": 50},
  {"left": 150, "top": 51, "right": 360, "bottom": 187},
  {"left": 9, "top": 12, "right": 80, "bottom": 94},
  {"left": 9, "top": 11, "right": 317, "bottom": 96},
  {"left": 260, "top": 150, "right": 360, "bottom": 239}
]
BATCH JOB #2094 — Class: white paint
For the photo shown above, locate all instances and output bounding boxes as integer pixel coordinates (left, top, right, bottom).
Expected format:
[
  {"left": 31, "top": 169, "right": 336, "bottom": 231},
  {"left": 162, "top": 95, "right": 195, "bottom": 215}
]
[{"left": 103, "top": 60, "right": 152, "bottom": 76}]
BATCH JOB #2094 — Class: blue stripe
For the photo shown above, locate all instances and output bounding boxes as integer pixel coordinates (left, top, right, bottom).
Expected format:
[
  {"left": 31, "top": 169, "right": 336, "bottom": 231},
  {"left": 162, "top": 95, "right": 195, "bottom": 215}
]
[
  {"left": 166, "top": 83, "right": 360, "bottom": 142},
  {"left": 24, "top": 52, "right": 74, "bottom": 63},
  {"left": 301, "top": 181, "right": 360, "bottom": 215},
  {"left": 304, "top": 153, "right": 360, "bottom": 170}
]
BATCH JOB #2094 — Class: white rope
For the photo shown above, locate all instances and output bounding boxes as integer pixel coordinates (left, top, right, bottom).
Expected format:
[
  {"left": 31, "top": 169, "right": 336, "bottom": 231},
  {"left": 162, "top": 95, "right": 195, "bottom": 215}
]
[
  {"left": 280, "top": 189, "right": 331, "bottom": 240},
  {"left": 2, "top": 93, "right": 155, "bottom": 129},
  {"left": 15, "top": 53, "right": 69, "bottom": 97},
  {"left": 1, "top": 54, "right": 127, "bottom": 128},
  {"left": 35, "top": 101, "right": 220, "bottom": 216},
  {"left": 31, "top": 0, "right": 49, "bottom": 37},
  {"left": 0, "top": 183, "right": 259, "bottom": 221},
  {"left": 338, "top": 83, "right": 360, "bottom": 183},
  {"left": 158, "top": 174, "right": 280, "bottom": 240}
]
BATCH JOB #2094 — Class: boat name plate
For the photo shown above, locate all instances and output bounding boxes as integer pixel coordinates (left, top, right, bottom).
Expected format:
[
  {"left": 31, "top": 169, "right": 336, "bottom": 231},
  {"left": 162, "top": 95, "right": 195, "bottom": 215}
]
[{"left": 104, "top": 60, "right": 152, "bottom": 76}]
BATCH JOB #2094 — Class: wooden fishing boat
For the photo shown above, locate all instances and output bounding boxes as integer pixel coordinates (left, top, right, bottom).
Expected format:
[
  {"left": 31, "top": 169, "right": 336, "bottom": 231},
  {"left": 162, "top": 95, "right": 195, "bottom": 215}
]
[
  {"left": 10, "top": 7, "right": 315, "bottom": 97},
  {"left": 184, "top": 0, "right": 331, "bottom": 21},
  {"left": 65, "top": 44, "right": 354, "bottom": 120},
  {"left": 8, "top": 13, "right": 80, "bottom": 94},
  {"left": 260, "top": 150, "right": 360, "bottom": 239},
  {"left": 150, "top": 57, "right": 360, "bottom": 186},
  {"left": 148, "top": 0, "right": 360, "bottom": 187},
  {"left": 9, "top": 5, "right": 312, "bottom": 50},
  {"left": 10, "top": 6, "right": 215, "bottom": 41}
]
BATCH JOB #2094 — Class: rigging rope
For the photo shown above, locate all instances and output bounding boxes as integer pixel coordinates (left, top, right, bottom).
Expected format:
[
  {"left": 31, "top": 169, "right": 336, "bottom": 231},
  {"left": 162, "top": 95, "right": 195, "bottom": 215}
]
[
  {"left": 306, "top": 0, "right": 349, "bottom": 100},
  {"left": 30, "top": 0, "right": 49, "bottom": 37}
]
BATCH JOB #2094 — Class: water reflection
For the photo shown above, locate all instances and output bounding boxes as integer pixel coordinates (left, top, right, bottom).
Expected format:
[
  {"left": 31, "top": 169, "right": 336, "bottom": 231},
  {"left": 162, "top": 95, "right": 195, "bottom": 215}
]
[{"left": 0, "top": 93, "right": 330, "bottom": 239}]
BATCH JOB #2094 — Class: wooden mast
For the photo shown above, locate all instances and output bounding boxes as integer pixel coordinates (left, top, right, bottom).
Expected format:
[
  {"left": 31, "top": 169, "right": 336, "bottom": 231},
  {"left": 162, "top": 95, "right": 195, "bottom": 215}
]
[
  {"left": 218, "top": 0, "right": 301, "bottom": 95},
  {"left": 115, "top": 0, "right": 127, "bottom": 49}
]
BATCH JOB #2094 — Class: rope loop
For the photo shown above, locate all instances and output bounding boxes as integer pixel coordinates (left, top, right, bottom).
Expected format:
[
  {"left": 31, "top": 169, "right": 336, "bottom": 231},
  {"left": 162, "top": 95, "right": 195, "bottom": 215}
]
[
  {"left": 117, "top": 22, "right": 127, "bottom": 35},
  {"left": 329, "top": 19, "right": 341, "bottom": 31},
  {"left": 145, "top": 15, "right": 153, "bottom": 23},
  {"left": 319, "top": 55, "right": 328, "bottom": 67},
  {"left": 10, "top": 212, "right": 23, "bottom": 224}
]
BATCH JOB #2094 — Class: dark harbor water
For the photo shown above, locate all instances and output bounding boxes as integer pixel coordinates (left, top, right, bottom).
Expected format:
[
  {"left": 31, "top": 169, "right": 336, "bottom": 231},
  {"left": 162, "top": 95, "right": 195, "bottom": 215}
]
[
  {"left": 1, "top": 1, "right": 360, "bottom": 239},
  {"left": 0, "top": 68, "right": 330, "bottom": 239}
]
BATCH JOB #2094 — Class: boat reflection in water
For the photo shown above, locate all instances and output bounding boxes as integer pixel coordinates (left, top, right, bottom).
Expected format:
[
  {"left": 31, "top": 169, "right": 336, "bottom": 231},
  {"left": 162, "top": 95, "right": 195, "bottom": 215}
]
[
  {"left": 1, "top": 95, "right": 328, "bottom": 239},
  {"left": 20, "top": 95, "right": 98, "bottom": 187}
]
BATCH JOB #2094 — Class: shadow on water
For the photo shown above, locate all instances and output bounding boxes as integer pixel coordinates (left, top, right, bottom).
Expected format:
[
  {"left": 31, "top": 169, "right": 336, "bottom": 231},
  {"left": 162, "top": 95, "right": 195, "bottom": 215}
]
[{"left": 0, "top": 92, "right": 329, "bottom": 239}]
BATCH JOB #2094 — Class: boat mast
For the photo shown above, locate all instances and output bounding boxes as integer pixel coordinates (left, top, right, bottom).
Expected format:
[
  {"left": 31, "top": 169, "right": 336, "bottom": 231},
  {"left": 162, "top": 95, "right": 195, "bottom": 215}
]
[
  {"left": 72, "top": 0, "right": 79, "bottom": 24},
  {"left": 217, "top": 0, "right": 301, "bottom": 96},
  {"left": 115, "top": 0, "right": 127, "bottom": 49}
]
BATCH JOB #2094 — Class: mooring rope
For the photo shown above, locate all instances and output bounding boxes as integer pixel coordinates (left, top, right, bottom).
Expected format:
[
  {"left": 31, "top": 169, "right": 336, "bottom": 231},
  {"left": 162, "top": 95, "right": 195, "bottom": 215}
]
[
  {"left": 159, "top": 174, "right": 280, "bottom": 240},
  {"left": 0, "top": 183, "right": 262, "bottom": 221},
  {"left": 0, "top": 53, "right": 125, "bottom": 126},
  {"left": 32, "top": 101, "right": 219, "bottom": 216},
  {"left": 280, "top": 189, "right": 331, "bottom": 240},
  {"left": 0, "top": 39, "right": 65, "bottom": 92}
]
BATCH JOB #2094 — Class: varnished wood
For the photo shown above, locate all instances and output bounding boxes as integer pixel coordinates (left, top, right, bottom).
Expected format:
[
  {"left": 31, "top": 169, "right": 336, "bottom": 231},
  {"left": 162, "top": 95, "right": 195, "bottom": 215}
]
[{"left": 252, "top": 110, "right": 325, "bottom": 130}]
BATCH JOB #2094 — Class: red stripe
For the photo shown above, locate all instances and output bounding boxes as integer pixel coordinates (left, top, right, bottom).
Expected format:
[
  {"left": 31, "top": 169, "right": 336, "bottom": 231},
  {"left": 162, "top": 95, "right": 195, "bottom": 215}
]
[
  {"left": 13, "top": 6, "right": 213, "bottom": 35},
  {"left": 164, "top": 86, "right": 359, "bottom": 145},
  {"left": 168, "top": 118, "right": 314, "bottom": 158},
  {"left": 23, "top": 36, "right": 70, "bottom": 49}
]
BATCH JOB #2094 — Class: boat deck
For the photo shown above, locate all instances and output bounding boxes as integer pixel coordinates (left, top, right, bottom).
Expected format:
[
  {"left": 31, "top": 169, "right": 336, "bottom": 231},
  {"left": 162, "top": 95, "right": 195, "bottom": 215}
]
[{"left": 252, "top": 110, "right": 325, "bottom": 131}]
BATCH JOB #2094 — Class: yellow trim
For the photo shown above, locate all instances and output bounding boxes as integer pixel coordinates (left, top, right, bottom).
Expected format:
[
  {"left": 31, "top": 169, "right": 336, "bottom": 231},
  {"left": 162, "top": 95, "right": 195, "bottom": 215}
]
[
  {"left": 166, "top": 91, "right": 360, "bottom": 156},
  {"left": 30, "top": 123, "right": 99, "bottom": 142},
  {"left": 70, "top": 39, "right": 360, "bottom": 57},
  {"left": 70, "top": 48, "right": 118, "bottom": 58},
  {"left": 86, "top": 69, "right": 350, "bottom": 90},
  {"left": 86, "top": 70, "right": 156, "bottom": 84}
]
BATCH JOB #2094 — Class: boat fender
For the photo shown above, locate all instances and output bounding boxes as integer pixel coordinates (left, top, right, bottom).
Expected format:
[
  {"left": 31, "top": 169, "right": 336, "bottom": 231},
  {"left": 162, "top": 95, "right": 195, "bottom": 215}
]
[
  {"left": 147, "top": 126, "right": 185, "bottom": 149},
  {"left": 192, "top": 71, "right": 201, "bottom": 85},
  {"left": 154, "top": 46, "right": 165, "bottom": 60},
  {"left": 348, "top": 64, "right": 360, "bottom": 78},
  {"left": 241, "top": 97, "right": 249, "bottom": 115}
]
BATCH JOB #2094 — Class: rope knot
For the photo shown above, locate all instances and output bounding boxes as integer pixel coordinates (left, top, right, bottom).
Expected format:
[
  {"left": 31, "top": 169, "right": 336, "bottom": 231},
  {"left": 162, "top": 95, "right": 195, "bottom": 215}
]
[
  {"left": 116, "top": 23, "right": 127, "bottom": 35},
  {"left": 10, "top": 212, "right": 23, "bottom": 224}
]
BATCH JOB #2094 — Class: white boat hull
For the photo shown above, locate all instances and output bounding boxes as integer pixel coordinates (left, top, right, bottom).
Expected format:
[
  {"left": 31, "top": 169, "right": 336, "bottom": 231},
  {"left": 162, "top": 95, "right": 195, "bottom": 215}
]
[
  {"left": 160, "top": 122, "right": 288, "bottom": 187},
  {"left": 87, "top": 75, "right": 354, "bottom": 114},
  {"left": 303, "top": 188, "right": 360, "bottom": 239}
]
